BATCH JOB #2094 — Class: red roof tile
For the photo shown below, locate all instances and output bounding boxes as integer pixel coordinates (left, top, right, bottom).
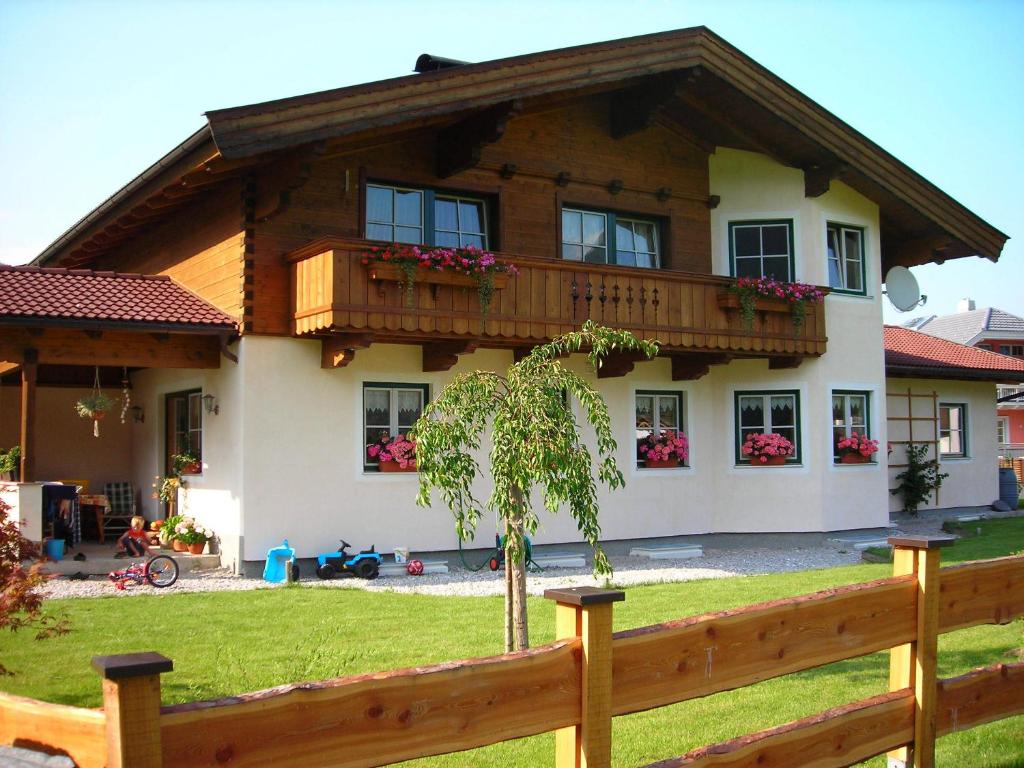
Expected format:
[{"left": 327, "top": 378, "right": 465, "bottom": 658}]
[
  {"left": 884, "top": 325, "right": 1024, "bottom": 379},
  {"left": 0, "top": 265, "right": 236, "bottom": 330}
]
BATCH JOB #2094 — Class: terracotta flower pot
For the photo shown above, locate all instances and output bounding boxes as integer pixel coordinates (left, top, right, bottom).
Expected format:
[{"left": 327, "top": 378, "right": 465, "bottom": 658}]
[
  {"left": 188, "top": 541, "right": 206, "bottom": 555},
  {"left": 644, "top": 458, "right": 679, "bottom": 469},
  {"left": 172, "top": 539, "right": 188, "bottom": 552},
  {"left": 758, "top": 455, "right": 787, "bottom": 466},
  {"left": 379, "top": 460, "right": 417, "bottom": 473},
  {"left": 181, "top": 462, "right": 202, "bottom": 475},
  {"left": 840, "top": 453, "right": 870, "bottom": 464},
  {"left": 92, "top": 411, "right": 107, "bottom": 421}
]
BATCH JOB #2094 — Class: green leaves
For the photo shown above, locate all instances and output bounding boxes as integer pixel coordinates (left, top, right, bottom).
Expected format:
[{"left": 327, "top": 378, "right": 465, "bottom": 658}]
[{"left": 412, "top": 323, "right": 658, "bottom": 578}]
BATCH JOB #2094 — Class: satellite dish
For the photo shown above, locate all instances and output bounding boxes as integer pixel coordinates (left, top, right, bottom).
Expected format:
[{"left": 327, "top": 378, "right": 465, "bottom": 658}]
[{"left": 884, "top": 266, "right": 926, "bottom": 312}]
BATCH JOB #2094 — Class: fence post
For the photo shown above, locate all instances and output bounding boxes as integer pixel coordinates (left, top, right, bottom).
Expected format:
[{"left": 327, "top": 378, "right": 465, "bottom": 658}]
[
  {"left": 92, "top": 652, "right": 173, "bottom": 768},
  {"left": 886, "top": 535, "right": 953, "bottom": 768},
  {"left": 545, "top": 586, "right": 624, "bottom": 768}
]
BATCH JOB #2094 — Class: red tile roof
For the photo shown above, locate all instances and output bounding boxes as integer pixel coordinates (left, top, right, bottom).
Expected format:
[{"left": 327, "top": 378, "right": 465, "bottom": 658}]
[
  {"left": 0, "top": 265, "right": 236, "bottom": 330},
  {"left": 885, "top": 325, "right": 1024, "bottom": 380}
]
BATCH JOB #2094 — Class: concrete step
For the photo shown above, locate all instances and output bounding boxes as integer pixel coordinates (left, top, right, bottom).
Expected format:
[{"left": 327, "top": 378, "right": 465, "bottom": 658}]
[
  {"left": 380, "top": 559, "right": 449, "bottom": 576},
  {"left": 827, "top": 533, "right": 891, "bottom": 551},
  {"left": 629, "top": 544, "right": 704, "bottom": 560},
  {"left": 954, "top": 514, "right": 984, "bottom": 523},
  {"left": 532, "top": 551, "right": 586, "bottom": 569},
  {"left": 43, "top": 548, "right": 220, "bottom": 577}
]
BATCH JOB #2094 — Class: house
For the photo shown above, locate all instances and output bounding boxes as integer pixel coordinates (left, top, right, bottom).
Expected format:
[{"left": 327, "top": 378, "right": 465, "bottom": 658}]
[
  {"left": 883, "top": 325, "right": 1024, "bottom": 513},
  {"left": 908, "top": 301, "right": 1024, "bottom": 457},
  {"left": 0, "top": 28, "right": 1009, "bottom": 574}
]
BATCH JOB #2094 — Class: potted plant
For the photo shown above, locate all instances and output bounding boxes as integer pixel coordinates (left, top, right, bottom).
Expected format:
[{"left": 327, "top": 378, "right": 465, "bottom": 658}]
[
  {"left": 0, "top": 446, "right": 20, "bottom": 481},
  {"left": 835, "top": 433, "right": 880, "bottom": 464},
  {"left": 637, "top": 430, "right": 689, "bottom": 468},
  {"left": 723, "top": 277, "right": 825, "bottom": 332},
  {"left": 172, "top": 451, "right": 202, "bottom": 475},
  {"left": 367, "top": 432, "right": 417, "bottom": 472},
  {"left": 75, "top": 392, "right": 116, "bottom": 437},
  {"left": 172, "top": 516, "right": 212, "bottom": 555},
  {"left": 362, "top": 244, "right": 518, "bottom": 317},
  {"left": 153, "top": 477, "right": 185, "bottom": 522},
  {"left": 741, "top": 432, "right": 795, "bottom": 465}
]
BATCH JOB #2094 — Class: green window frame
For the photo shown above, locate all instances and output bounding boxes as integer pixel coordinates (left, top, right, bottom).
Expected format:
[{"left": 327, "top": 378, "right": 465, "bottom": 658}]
[
  {"left": 734, "top": 389, "right": 801, "bottom": 464},
  {"left": 826, "top": 223, "right": 866, "bottom": 295},
  {"left": 939, "top": 403, "right": 968, "bottom": 458},
  {"left": 363, "top": 382, "right": 429, "bottom": 471},
  {"left": 728, "top": 220, "right": 794, "bottom": 282},
  {"left": 831, "top": 390, "right": 871, "bottom": 461},
  {"left": 635, "top": 390, "right": 686, "bottom": 468},
  {"left": 365, "top": 183, "right": 489, "bottom": 249},
  {"left": 561, "top": 207, "right": 661, "bottom": 269}
]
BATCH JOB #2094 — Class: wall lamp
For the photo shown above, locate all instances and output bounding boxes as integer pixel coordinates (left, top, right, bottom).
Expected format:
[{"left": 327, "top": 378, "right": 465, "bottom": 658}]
[
  {"left": 202, "top": 394, "right": 219, "bottom": 416},
  {"left": 130, "top": 405, "right": 145, "bottom": 424}
]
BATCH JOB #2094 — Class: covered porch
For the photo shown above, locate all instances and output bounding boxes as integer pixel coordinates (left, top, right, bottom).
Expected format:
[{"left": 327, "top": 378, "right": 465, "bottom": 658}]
[{"left": 0, "top": 265, "right": 237, "bottom": 548}]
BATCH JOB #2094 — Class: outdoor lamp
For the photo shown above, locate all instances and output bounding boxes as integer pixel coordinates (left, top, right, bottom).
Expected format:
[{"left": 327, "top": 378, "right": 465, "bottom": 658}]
[
  {"left": 130, "top": 405, "right": 145, "bottom": 424},
  {"left": 202, "top": 394, "right": 219, "bottom": 415}
]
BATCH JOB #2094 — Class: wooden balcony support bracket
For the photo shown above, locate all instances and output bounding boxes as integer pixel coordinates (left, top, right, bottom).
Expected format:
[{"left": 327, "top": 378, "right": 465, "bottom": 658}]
[
  {"left": 436, "top": 99, "right": 522, "bottom": 178},
  {"left": 321, "top": 333, "right": 374, "bottom": 369},
  {"left": 609, "top": 72, "right": 682, "bottom": 139},
  {"left": 768, "top": 355, "right": 802, "bottom": 370},
  {"left": 423, "top": 341, "right": 479, "bottom": 373},
  {"left": 670, "top": 352, "right": 730, "bottom": 381},
  {"left": 596, "top": 349, "right": 650, "bottom": 379}
]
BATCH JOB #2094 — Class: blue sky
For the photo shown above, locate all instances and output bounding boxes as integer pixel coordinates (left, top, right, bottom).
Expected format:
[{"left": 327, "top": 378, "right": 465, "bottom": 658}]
[{"left": 1, "top": 0, "right": 1021, "bottom": 324}]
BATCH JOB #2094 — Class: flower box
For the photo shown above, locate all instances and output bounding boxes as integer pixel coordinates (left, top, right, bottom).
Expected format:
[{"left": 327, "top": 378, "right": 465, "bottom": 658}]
[
  {"left": 379, "top": 460, "right": 417, "bottom": 473},
  {"left": 716, "top": 292, "right": 791, "bottom": 314},
  {"left": 179, "top": 462, "right": 202, "bottom": 475},
  {"left": 367, "top": 263, "right": 510, "bottom": 290},
  {"left": 644, "top": 458, "right": 679, "bottom": 469},
  {"left": 758, "top": 455, "right": 787, "bottom": 466},
  {"left": 839, "top": 453, "right": 870, "bottom": 464}
]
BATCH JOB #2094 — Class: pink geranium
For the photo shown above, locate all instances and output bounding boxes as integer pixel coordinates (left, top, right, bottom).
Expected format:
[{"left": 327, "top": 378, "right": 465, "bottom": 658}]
[
  {"left": 836, "top": 432, "right": 879, "bottom": 459},
  {"left": 638, "top": 430, "right": 689, "bottom": 464},
  {"left": 741, "top": 432, "right": 795, "bottom": 463},
  {"left": 367, "top": 432, "right": 417, "bottom": 469}
]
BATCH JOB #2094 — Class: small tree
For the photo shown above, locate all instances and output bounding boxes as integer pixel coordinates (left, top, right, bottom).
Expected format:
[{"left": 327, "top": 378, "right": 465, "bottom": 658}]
[
  {"left": 0, "top": 497, "right": 68, "bottom": 674},
  {"left": 891, "top": 443, "right": 949, "bottom": 516},
  {"left": 413, "top": 322, "right": 658, "bottom": 651}
]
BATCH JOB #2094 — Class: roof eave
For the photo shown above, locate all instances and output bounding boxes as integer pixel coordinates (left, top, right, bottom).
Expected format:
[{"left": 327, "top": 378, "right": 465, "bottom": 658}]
[{"left": 886, "top": 364, "right": 1024, "bottom": 384}]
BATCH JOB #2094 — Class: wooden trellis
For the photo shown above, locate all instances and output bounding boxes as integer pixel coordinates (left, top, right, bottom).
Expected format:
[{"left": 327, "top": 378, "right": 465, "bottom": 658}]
[{"left": 886, "top": 388, "right": 941, "bottom": 506}]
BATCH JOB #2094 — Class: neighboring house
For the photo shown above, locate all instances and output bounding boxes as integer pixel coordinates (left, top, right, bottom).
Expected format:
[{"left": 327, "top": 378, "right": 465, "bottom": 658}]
[
  {"left": 909, "top": 301, "right": 1024, "bottom": 457},
  {"left": 884, "top": 326, "right": 1024, "bottom": 513},
  {"left": 0, "top": 28, "right": 1009, "bottom": 573}
]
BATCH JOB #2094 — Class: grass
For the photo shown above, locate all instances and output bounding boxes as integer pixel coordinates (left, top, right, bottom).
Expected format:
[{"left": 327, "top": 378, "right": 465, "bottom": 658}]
[{"left": 2, "top": 518, "right": 1023, "bottom": 767}]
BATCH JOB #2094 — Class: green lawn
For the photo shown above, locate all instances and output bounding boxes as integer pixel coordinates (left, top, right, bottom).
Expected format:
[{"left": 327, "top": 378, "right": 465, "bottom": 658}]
[{"left": 2, "top": 518, "right": 1023, "bottom": 767}]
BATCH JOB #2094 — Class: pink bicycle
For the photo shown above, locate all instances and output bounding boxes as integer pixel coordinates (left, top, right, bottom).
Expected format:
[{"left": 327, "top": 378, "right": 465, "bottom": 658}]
[{"left": 108, "top": 554, "right": 179, "bottom": 590}]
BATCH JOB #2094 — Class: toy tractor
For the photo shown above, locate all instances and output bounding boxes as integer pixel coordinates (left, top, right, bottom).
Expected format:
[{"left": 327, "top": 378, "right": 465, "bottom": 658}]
[{"left": 316, "top": 540, "right": 382, "bottom": 580}]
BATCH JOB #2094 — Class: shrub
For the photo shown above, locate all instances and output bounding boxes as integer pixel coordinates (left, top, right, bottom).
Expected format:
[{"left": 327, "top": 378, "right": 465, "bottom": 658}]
[{"left": 891, "top": 443, "right": 948, "bottom": 516}]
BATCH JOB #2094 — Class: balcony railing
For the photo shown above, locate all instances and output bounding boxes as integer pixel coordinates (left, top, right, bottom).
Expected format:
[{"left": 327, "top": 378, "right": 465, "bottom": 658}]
[{"left": 289, "top": 238, "right": 828, "bottom": 359}]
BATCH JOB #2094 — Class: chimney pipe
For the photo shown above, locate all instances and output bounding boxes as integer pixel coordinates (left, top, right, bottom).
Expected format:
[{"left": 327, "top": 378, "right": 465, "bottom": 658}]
[{"left": 957, "top": 298, "right": 975, "bottom": 313}]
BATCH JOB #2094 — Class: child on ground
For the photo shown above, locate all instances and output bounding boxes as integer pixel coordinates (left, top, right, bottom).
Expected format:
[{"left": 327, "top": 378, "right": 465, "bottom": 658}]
[{"left": 116, "top": 516, "right": 149, "bottom": 558}]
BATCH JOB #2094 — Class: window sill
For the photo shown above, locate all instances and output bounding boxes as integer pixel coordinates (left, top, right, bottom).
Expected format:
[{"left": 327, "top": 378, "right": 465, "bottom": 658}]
[{"left": 939, "top": 455, "right": 971, "bottom": 462}]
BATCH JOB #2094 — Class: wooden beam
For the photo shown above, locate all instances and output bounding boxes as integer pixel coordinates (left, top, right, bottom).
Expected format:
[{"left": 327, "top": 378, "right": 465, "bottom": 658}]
[
  {"left": 20, "top": 349, "right": 37, "bottom": 483},
  {"left": 0, "top": 327, "right": 221, "bottom": 369},
  {"left": 423, "top": 341, "right": 478, "bottom": 372},
  {"left": 596, "top": 350, "right": 649, "bottom": 379},
  {"left": 768, "top": 356, "right": 802, "bottom": 370},
  {"left": 0, "top": 362, "right": 20, "bottom": 376},
  {"left": 321, "top": 333, "right": 373, "bottom": 369},
  {"left": 804, "top": 162, "right": 848, "bottom": 198},
  {"left": 609, "top": 73, "right": 681, "bottom": 139},
  {"left": 670, "top": 353, "right": 729, "bottom": 381},
  {"left": 436, "top": 100, "right": 521, "bottom": 178}
]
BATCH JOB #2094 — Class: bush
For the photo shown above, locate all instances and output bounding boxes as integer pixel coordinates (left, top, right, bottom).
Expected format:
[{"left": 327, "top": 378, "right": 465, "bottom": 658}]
[{"left": 891, "top": 443, "right": 948, "bottom": 516}]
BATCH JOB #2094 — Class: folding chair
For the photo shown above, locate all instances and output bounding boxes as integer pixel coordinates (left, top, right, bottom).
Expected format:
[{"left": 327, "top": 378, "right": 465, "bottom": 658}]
[{"left": 101, "top": 482, "right": 136, "bottom": 542}]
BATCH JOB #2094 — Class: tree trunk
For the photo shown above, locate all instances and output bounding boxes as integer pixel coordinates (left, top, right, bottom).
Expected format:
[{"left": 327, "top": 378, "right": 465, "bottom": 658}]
[
  {"left": 507, "top": 487, "right": 529, "bottom": 651},
  {"left": 504, "top": 520, "right": 513, "bottom": 652}
]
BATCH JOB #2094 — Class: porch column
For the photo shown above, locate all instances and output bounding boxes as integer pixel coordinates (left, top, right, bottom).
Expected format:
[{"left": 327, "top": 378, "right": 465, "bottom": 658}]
[{"left": 19, "top": 348, "right": 37, "bottom": 482}]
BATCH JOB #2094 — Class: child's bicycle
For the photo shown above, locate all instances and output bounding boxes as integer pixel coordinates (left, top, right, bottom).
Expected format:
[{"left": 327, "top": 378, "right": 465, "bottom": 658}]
[{"left": 108, "top": 554, "right": 179, "bottom": 590}]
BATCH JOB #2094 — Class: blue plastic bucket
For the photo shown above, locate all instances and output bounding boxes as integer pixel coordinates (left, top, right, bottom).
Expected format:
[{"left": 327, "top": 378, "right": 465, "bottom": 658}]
[{"left": 45, "top": 539, "right": 65, "bottom": 561}]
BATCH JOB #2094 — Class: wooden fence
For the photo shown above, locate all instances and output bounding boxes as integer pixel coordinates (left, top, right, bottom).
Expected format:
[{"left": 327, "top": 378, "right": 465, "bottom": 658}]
[{"left": 1, "top": 536, "right": 1022, "bottom": 768}]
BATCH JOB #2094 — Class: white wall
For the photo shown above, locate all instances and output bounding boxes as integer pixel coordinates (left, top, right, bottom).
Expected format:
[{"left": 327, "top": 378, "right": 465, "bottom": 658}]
[{"left": 886, "top": 377, "right": 1000, "bottom": 512}]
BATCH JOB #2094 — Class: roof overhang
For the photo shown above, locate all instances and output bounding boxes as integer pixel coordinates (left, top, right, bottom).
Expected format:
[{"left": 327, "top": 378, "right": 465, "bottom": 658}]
[{"left": 886, "top": 365, "right": 1024, "bottom": 384}]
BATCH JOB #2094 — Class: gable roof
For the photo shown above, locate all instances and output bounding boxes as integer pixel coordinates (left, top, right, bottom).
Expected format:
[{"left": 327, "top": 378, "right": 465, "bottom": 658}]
[
  {"left": 884, "top": 325, "right": 1024, "bottom": 382},
  {"left": 0, "top": 265, "right": 236, "bottom": 333},
  {"left": 33, "top": 27, "right": 1007, "bottom": 272},
  {"left": 911, "top": 307, "right": 1024, "bottom": 345}
]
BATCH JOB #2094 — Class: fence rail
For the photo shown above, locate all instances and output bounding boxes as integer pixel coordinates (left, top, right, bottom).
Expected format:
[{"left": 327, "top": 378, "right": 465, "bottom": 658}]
[{"left": 2, "top": 542, "right": 1022, "bottom": 768}]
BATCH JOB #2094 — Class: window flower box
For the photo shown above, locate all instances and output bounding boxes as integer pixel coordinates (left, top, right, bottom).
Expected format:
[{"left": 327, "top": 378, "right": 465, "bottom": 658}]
[
  {"left": 643, "top": 458, "right": 680, "bottom": 469},
  {"left": 378, "top": 460, "right": 417, "bottom": 473},
  {"left": 367, "top": 262, "right": 510, "bottom": 291},
  {"left": 716, "top": 292, "right": 791, "bottom": 314},
  {"left": 839, "top": 453, "right": 870, "bottom": 464}
]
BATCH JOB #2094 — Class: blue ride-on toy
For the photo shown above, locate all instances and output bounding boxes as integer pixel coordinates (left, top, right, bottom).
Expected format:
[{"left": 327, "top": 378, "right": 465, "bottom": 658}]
[{"left": 316, "top": 540, "right": 382, "bottom": 580}]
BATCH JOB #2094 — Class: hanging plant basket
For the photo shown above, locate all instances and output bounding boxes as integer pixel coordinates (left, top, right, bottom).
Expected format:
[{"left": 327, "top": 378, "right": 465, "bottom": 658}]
[{"left": 75, "top": 377, "right": 117, "bottom": 437}]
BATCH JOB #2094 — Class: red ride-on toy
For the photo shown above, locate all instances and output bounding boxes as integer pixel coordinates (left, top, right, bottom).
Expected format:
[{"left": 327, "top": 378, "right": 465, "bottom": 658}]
[{"left": 108, "top": 554, "right": 179, "bottom": 590}]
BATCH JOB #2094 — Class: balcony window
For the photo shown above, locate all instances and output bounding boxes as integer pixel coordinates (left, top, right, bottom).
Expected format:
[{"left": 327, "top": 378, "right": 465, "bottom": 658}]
[
  {"left": 366, "top": 183, "right": 488, "bottom": 249},
  {"left": 729, "top": 220, "right": 794, "bottom": 282},
  {"left": 826, "top": 224, "right": 866, "bottom": 295},
  {"left": 561, "top": 207, "right": 660, "bottom": 268}
]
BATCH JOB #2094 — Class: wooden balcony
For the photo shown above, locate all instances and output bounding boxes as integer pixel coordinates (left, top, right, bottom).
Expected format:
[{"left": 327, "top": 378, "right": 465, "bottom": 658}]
[{"left": 289, "top": 238, "right": 828, "bottom": 374}]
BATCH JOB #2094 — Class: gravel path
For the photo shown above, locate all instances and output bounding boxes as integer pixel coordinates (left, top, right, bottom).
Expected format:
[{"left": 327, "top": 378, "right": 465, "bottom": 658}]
[{"left": 40, "top": 516, "right": 962, "bottom": 601}]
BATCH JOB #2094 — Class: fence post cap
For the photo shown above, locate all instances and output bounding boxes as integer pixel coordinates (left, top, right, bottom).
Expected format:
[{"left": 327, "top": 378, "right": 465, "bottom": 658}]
[
  {"left": 887, "top": 535, "right": 956, "bottom": 550},
  {"left": 543, "top": 586, "right": 625, "bottom": 606},
  {"left": 92, "top": 652, "right": 173, "bottom": 680}
]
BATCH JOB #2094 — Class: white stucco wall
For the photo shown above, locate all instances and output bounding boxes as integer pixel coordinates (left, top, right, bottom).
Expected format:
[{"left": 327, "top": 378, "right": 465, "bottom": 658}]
[{"left": 886, "top": 377, "right": 1000, "bottom": 512}]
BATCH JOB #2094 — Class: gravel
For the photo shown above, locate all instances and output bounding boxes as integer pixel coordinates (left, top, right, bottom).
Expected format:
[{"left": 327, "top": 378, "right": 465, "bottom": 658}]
[{"left": 41, "top": 515, "right": 966, "bottom": 601}]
